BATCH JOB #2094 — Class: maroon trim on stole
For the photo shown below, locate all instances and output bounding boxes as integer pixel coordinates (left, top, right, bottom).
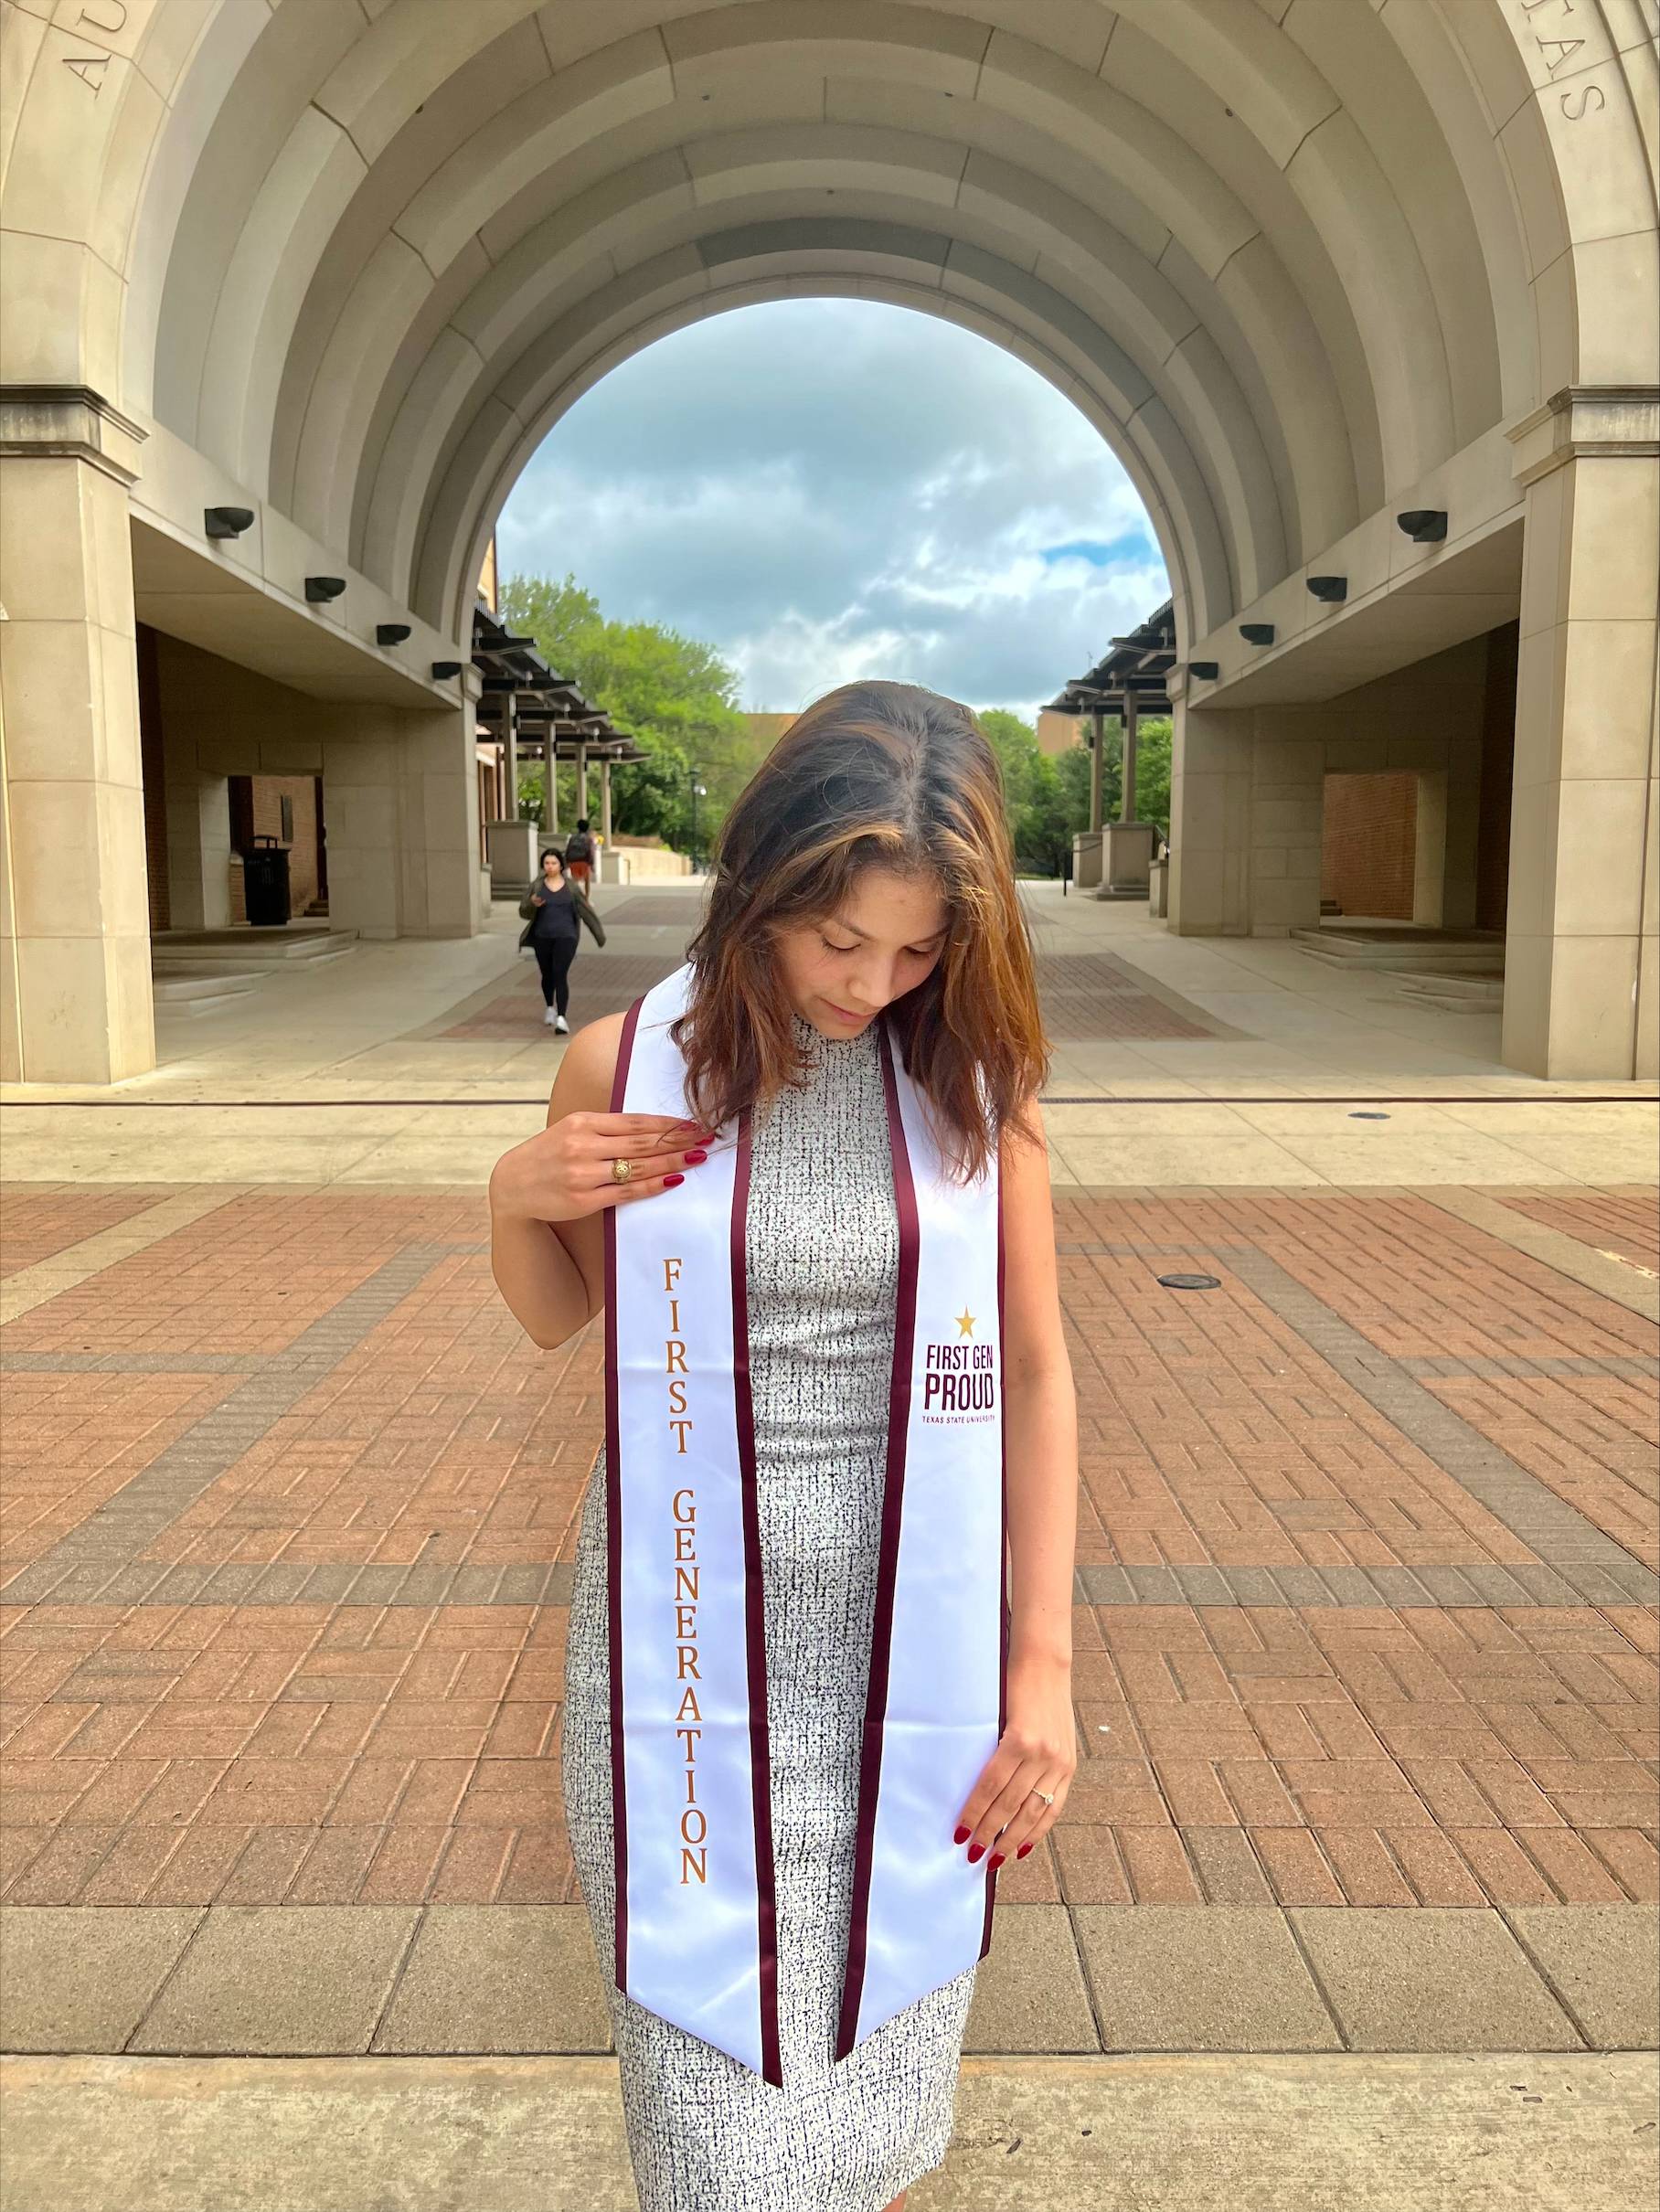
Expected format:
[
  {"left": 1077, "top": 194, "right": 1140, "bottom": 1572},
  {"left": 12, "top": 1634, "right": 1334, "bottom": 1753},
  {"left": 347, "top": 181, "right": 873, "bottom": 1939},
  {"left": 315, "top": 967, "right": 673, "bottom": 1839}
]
[
  {"left": 980, "top": 1156, "right": 1010, "bottom": 1959},
  {"left": 730, "top": 1107, "right": 784, "bottom": 2089},
  {"left": 834, "top": 1022, "right": 921, "bottom": 2062},
  {"left": 602, "top": 993, "right": 646, "bottom": 1995}
]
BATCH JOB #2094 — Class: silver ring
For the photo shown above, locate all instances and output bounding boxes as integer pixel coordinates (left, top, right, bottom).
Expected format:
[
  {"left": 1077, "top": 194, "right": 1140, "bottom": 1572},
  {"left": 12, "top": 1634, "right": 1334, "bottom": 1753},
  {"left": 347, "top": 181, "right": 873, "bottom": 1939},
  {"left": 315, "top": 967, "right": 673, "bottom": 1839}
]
[
  {"left": 610, "top": 1156, "right": 633, "bottom": 1186},
  {"left": 1029, "top": 1788, "right": 1055, "bottom": 1807}
]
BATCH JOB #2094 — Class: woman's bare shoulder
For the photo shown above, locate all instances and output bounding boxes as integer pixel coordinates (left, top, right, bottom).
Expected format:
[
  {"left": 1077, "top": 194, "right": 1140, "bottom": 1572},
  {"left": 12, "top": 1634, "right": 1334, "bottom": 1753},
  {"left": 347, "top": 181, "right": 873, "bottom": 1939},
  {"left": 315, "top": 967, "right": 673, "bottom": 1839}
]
[{"left": 548, "top": 1011, "right": 626, "bottom": 1121}]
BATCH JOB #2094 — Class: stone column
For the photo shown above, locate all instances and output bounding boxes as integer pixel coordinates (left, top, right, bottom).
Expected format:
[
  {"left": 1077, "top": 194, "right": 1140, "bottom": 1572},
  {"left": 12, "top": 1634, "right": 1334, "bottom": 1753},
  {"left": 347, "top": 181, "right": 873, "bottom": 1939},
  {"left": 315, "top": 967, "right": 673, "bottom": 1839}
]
[
  {"left": 576, "top": 741, "right": 590, "bottom": 824},
  {"left": 1167, "top": 693, "right": 1250, "bottom": 935},
  {"left": 503, "top": 693, "right": 519, "bottom": 819},
  {"left": 1166, "top": 694, "right": 1323, "bottom": 936},
  {"left": 1088, "top": 707, "right": 1104, "bottom": 832},
  {"left": 0, "top": 392, "right": 155, "bottom": 1081},
  {"left": 600, "top": 758, "right": 613, "bottom": 843},
  {"left": 1247, "top": 730, "right": 1325, "bottom": 933},
  {"left": 1503, "top": 392, "right": 1659, "bottom": 1079},
  {"left": 1121, "top": 695, "right": 1139, "bottom": 824},
  {"left": 320, "top": 686, "right": 481, "bottom": 939}
]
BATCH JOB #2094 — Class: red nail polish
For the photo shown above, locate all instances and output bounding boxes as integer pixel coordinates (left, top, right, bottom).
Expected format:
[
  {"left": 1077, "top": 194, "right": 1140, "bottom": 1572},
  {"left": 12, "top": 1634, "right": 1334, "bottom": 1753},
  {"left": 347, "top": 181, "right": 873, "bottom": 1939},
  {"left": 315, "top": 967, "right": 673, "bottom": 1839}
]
[
  {"left": 664, "top": 1174, "right": 685, "bottom": 1188},
  {"left": 988, "top": 1854, "right": 1005, "bottom": 1871},
  {"left": 685, "top": 1149, "right": 708, "bottom": 1164},
  {"left": 953, "top": 1825, "right": 970, "bottom": 1845},
  {"left": 1016, "top": 1843, "right": 1034, "bottom": 1859},
  {"left": 966, "top": 1844, "right": 984, "bottom": 1865}
]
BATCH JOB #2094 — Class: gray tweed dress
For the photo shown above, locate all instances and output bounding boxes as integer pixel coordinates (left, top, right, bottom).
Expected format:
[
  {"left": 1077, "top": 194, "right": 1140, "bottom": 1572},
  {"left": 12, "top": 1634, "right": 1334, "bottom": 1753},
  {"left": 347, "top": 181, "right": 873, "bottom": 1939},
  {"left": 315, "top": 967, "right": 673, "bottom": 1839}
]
[{"left": 562, "top": 1015, "right": 978, "bottom": 2210}]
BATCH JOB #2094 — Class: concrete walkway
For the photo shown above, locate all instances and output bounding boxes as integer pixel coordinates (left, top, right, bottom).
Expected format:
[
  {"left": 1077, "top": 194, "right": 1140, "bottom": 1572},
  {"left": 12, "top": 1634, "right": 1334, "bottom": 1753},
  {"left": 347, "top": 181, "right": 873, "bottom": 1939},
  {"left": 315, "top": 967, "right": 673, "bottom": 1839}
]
[
  {"left": 4, "top": 2050, "right": 1655, "bottom": 2211},
  {"left": 0, "top": 884, "right": 1654, "bottom": 1189}
]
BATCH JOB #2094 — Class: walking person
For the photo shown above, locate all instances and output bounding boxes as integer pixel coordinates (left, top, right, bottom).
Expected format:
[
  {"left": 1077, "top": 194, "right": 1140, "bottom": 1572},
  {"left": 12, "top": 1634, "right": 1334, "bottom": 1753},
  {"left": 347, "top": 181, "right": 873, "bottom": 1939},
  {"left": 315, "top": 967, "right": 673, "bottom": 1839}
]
[
  {"left": 518, "top": 846, "right": 605, "bottom": 1033},
  {"left": 489, "top": 682, "right": 1079, "bottom": 2210},
  {"left": 565, "top": 816, "right": 598, "bottom": 896}
]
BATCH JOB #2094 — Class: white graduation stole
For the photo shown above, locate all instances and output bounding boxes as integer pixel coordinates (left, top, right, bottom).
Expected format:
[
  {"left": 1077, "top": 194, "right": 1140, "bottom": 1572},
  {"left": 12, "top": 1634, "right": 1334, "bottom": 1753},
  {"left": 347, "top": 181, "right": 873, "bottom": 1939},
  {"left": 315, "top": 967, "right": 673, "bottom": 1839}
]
[{"left": 603, "top": 962, "right": 1007, "bottom": 2085}]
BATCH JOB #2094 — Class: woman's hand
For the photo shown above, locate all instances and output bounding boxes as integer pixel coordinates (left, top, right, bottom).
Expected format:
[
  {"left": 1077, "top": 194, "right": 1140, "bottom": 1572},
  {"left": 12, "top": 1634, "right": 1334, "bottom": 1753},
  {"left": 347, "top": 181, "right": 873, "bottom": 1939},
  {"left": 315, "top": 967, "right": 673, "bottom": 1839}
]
[
  {"left": 489, "top": 1111, "right": 714, "bottom": 1227},
  {"left": 952, "top": 1648, "right": 1077, "bottom": 1867}
]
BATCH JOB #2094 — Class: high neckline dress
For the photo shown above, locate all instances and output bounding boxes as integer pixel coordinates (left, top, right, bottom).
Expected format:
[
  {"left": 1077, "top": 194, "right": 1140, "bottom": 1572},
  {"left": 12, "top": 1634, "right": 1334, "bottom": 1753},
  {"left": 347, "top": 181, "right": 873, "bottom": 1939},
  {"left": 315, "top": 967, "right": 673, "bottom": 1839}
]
[{"left": 562, "top": 1015, "right": 979, "bottom": 2210}]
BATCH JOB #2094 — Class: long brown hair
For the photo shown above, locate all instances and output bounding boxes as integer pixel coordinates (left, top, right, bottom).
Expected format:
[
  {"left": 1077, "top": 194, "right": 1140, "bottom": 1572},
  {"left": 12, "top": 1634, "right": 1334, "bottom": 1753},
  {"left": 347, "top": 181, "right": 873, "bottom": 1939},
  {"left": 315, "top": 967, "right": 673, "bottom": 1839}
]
[{"left": 676, "top": 680, "right": 1048, "bottom": 1178}]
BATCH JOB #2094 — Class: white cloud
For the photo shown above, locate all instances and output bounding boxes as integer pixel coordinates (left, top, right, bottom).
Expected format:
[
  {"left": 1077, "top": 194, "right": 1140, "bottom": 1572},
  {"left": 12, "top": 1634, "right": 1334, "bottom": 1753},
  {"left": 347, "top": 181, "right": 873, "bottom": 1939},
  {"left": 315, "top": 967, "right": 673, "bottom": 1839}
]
[{"left": 498, "top": 298, "right": 1166, "bottom": 720}]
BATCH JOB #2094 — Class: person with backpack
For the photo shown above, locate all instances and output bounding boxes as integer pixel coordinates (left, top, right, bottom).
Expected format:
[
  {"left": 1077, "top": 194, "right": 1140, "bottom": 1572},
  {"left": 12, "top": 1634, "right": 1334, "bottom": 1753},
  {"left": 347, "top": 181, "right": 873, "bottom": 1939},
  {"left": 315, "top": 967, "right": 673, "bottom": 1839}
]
[{"left": 564, "top": 818, "right": 597, "bottom": 895}]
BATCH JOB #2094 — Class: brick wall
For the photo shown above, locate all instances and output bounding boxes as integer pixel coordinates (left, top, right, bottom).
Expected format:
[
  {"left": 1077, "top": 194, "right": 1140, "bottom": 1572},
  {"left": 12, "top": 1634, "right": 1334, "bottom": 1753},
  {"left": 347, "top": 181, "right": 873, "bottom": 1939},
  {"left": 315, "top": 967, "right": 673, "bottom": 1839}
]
[
  {"left": 229, "top": 776, "right": 322, "bottom": 922},
  {"left": 1321, "top": 771, "right": 1418, "bottom": 920}
]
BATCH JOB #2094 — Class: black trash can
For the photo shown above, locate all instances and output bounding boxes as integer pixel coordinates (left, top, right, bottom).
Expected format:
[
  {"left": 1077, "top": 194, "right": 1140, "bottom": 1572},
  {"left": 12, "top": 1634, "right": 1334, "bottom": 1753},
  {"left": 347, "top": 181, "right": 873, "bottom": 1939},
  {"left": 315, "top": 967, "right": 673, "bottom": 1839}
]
[{"left": 242, "top": 835, "right": 292, "bottom": 927}]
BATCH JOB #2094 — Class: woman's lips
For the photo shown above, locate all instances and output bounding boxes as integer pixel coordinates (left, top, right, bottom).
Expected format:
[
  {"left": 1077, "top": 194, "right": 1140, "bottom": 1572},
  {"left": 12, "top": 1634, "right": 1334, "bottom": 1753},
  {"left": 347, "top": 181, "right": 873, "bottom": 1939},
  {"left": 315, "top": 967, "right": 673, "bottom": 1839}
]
[{"left": 821, "top": 997, "right": 868, "bottom": 1026}]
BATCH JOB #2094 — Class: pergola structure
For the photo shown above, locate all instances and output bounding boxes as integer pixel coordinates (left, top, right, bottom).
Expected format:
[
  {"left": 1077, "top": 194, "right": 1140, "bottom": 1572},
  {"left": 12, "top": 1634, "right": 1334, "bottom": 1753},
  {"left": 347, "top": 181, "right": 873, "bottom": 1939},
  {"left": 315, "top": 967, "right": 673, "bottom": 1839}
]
[
  {"left": 1046, "top": 601, "right": 1175, "bottom": 899},
  {"left": 470, "top": 607, "right": 647, "bottom": 852}
]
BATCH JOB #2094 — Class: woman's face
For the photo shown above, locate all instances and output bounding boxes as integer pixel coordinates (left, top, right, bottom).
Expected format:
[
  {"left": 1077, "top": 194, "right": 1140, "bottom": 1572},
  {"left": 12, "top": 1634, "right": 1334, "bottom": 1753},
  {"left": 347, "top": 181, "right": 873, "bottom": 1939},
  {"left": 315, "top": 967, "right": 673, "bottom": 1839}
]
[
  {"left": 542, "top": 854, "right": 563, "bottom": 882},
  {"left": 773, "top": 866, "right": 950, "bottom": 1039}
]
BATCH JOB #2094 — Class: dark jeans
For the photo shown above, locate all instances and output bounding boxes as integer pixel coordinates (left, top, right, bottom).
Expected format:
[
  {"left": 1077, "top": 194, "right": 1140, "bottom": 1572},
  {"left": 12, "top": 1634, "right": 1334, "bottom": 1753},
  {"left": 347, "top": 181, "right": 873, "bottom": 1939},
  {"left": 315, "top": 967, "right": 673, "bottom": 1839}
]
[{"left": 534, "top": 934, "right": 578, "bottom": 1016}]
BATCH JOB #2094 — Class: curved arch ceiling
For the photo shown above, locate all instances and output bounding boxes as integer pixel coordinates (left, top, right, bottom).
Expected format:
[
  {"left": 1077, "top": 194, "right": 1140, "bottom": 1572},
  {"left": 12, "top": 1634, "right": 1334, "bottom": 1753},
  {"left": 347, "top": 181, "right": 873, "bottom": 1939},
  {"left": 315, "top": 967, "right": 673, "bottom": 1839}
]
[{"left": 118, "top": 0, "right": 1578, "bottom": 640}]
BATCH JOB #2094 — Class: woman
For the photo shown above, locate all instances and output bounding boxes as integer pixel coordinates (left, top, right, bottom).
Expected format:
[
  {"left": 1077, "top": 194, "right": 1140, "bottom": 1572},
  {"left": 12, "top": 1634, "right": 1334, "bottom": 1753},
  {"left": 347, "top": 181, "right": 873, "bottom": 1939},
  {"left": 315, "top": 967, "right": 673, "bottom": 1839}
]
[
  {"left": 490, "top": 682, "right": 1078, "bottom": 2210},
  {"left": 518, "top": 846, "right": 605, "bottom": 1032}
]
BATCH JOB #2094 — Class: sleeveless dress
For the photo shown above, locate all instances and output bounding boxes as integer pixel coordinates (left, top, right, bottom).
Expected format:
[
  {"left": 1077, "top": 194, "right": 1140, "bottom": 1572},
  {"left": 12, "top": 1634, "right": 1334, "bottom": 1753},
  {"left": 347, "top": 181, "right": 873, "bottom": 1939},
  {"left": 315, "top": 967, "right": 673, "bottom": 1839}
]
[{"left": 562, "top": 1015, "right": 978, "bottom": 2210}]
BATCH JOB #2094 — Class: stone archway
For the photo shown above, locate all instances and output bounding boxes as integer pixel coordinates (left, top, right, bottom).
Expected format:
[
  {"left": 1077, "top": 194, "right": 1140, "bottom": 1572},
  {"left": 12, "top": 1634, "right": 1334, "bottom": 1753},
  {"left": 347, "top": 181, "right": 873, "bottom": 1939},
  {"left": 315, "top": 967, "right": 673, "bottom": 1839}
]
[{"left": 1, "top": 0, "right": 1655, "bottom": 1080}]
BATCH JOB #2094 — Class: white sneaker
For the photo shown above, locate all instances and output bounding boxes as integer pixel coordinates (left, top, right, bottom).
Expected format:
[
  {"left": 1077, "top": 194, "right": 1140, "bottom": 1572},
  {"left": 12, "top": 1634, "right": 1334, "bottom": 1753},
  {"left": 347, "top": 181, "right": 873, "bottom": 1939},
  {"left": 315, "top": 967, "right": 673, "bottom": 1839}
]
[
  {"left": 554, "top": 1015, "right": 569, "bottom": 1035},
  {"left": 544, "top": 1005, "right": 558, "bottom": 1026}
]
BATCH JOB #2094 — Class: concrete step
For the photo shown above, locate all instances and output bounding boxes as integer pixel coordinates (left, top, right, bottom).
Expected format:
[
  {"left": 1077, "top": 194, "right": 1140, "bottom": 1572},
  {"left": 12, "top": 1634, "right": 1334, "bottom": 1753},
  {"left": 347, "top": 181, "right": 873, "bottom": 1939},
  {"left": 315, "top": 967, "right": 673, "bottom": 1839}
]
[
  {"left": 1293, "top": 926, "right": 1505, "bottom": 973},
  {"left": 150, "top": 928, "right": 359, "bottom": 966},
  {"left": 1391, "top": 970, "right": 1506, "bottom": 1009},
  {"left": 150, "top": 969, "right": 267, "bottom": 1003}
]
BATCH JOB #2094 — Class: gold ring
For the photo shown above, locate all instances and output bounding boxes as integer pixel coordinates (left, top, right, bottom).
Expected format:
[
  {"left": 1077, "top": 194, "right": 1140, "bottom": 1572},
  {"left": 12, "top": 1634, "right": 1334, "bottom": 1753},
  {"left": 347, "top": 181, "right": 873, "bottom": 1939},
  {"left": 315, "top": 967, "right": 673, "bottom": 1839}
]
[{"left": 610, "top": 1156, "right": 633, "bottom": 1186}]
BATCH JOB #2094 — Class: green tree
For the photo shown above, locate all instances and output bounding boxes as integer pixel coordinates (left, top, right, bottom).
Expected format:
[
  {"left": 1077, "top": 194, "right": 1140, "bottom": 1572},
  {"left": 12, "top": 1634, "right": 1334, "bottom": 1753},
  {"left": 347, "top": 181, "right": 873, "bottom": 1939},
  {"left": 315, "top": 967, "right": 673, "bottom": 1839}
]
[{"left": 500, "top": 573, "right": 758, "bottom": 854}]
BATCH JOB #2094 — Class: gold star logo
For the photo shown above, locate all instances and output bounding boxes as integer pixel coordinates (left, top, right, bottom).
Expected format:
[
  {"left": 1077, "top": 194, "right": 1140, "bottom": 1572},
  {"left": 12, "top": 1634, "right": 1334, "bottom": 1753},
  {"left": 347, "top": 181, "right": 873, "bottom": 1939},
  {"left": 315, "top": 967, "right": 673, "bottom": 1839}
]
[{"left": 955, "top": 1308, "right": 975, "bottom": 1338}]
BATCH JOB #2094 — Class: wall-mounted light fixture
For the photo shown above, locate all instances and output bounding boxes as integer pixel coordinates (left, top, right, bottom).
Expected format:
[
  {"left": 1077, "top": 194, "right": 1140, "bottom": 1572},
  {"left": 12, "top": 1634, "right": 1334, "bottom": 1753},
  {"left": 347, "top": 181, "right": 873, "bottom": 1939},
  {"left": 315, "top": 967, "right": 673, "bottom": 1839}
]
[
  {"left": 431, "top": 662, "right": 464, "bottom": 681},
  {"left": 1240, "top": 622, "right": 1275, "bottom": 645},
  {"left": 304, "top": 576, "right": 346, "bottom": 603},
  {"left": 204, "top": 506, "right": 254, "bottom": 539},
  {"left": 1307, "top": 575, "right": 1347, "bottom": 603},
  {"left": 376, "top": 623, "right": 411, "bottom": 647},
  {"left": 1397, "top": 509, "right": 1448, "bottom": 543},
  {"left": 1187, "top": 661, "right": 1219, "bottom": 682}
]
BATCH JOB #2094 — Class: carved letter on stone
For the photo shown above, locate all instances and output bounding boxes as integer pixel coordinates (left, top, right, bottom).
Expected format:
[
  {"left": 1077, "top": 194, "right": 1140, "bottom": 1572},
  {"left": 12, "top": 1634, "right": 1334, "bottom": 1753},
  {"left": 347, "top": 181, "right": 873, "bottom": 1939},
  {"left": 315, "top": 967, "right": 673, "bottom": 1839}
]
[
  {"left": 78, "top": 1, "right": 130, "bottom": 33},
  {"left": 62, "top": 51, "right": 109, "bottom": 92}
]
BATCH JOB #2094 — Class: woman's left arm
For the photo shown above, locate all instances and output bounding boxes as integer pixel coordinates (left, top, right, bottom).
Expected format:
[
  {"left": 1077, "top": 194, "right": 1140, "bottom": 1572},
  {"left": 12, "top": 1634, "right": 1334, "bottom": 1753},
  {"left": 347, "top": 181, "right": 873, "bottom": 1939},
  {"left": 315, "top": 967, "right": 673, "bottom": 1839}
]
[{"left": 952, "top": 1097, "right": 1080, "bottom": 1868}]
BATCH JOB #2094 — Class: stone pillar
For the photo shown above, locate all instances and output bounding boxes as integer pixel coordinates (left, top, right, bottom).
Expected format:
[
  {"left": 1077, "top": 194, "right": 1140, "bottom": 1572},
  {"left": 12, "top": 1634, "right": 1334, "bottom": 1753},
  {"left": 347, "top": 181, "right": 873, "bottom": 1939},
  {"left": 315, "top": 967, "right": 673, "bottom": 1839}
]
[
  {"left": 600, "top": 758, "right": 613, "bottom": 843},
  {"left": 542, "top": 737, "right": 559, "bottom": 837},
  {"left": 503, "top": 693, "right": 519, "bottom": 819},
  {"left": 164, "top": 769, "right": 232, "bottom": 931},
  {"left": 1121, "top": 696, "right": 1139, "bottom": 824},
  {"left": 576, "top": 742, "right": 589, "bottom": 824},
  {"left": 1167, "top": 696, "right": 1251, "bottom": 935},
  {"left": 1248, "top": 730, "right": 1325, "bottom": 934},
  {"left": 1166, "top": 694, "right": 1323, "bottom": 937},
  {"left": 0, "top": 393, "right": 155, "bottom": 1081},
  {"left": 320, "top": 688, "right": 481, "bottom": 940},
  {"left": 1503, "top": 393, "right": 1659, "bottom": 1079},
  {"left": 1088, "top": 707, "right": 1104, "bottom": 833}
]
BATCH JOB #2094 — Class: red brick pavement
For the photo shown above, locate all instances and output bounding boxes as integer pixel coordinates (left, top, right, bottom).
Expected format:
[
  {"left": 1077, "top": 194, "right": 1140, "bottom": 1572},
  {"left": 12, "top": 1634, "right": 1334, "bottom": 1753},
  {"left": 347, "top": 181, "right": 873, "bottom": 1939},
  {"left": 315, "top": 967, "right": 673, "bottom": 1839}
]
[
  {"left": 1, "top": 1183, "right": 1655, "bottom": 1915},
  {"left": 0, "top": 1187, "right": 176, "bottom": 1278},
  {"left": 1497, "top": 1186, "right": 1660, "bottom": 1275}
]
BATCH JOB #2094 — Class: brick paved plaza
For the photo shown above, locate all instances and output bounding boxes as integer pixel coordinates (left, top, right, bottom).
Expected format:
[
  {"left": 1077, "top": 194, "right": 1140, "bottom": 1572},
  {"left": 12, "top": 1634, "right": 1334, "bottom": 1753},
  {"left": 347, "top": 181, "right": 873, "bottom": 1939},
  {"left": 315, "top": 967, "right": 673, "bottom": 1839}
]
[{"left": 2, "top": 888, "right": 1656, "bottom": 2205}]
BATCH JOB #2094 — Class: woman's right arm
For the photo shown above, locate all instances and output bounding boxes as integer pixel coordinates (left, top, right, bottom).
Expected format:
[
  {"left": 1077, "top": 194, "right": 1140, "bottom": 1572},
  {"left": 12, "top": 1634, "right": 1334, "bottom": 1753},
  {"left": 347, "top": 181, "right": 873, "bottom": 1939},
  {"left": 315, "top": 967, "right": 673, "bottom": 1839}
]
[{"left": 488, "top": 1016, "right": 711, "bottom": 1350}]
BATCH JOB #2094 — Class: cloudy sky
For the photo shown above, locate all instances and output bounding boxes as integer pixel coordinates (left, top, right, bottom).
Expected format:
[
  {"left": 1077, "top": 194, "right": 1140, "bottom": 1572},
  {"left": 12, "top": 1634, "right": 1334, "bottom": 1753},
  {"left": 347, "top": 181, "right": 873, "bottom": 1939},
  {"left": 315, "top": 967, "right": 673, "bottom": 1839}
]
[{"left": 497, "top": 298, "right": 1166, "bottom": 721}]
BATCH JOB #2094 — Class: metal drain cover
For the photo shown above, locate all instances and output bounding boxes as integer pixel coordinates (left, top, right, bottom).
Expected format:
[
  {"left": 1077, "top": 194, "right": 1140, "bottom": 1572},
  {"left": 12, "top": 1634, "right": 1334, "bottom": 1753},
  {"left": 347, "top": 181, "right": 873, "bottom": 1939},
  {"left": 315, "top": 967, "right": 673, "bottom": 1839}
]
[
  {"left": 1156, "top": 1272, "right": 1221, "bottom": 1291},
  {"left": 1348, "top": 1111, "right": 1391, "bottom": 1120}
]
